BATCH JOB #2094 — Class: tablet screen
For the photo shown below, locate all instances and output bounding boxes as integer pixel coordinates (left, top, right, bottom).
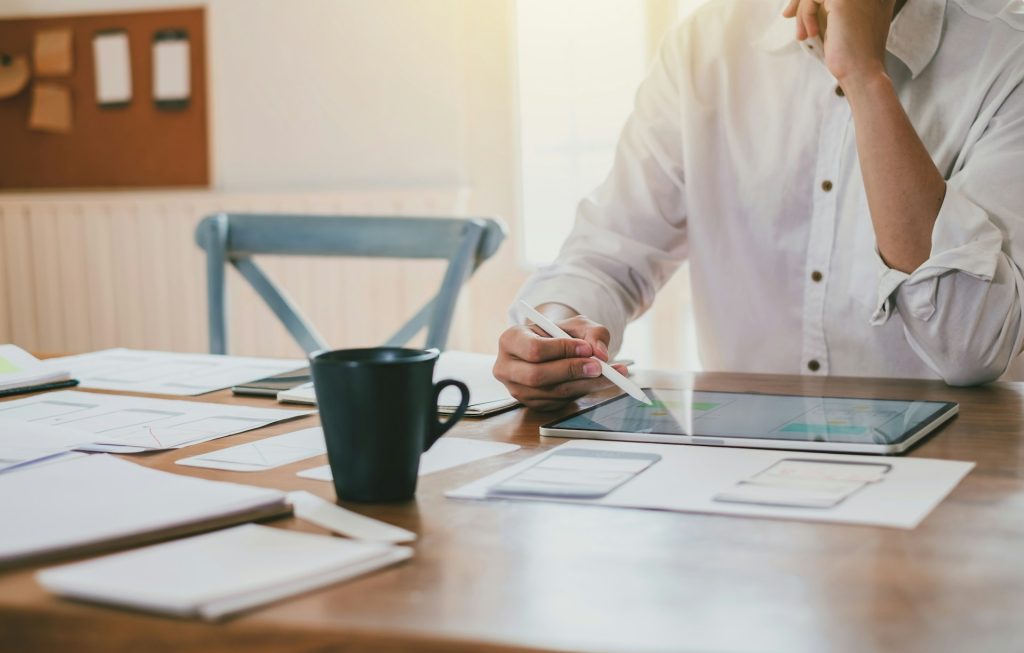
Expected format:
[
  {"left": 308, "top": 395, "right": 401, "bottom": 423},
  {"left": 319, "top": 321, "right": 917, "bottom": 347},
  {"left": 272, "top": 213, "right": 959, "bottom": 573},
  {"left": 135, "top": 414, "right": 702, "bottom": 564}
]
[{"left": 545, "top": 389, "right": 954, "bottom": 445}]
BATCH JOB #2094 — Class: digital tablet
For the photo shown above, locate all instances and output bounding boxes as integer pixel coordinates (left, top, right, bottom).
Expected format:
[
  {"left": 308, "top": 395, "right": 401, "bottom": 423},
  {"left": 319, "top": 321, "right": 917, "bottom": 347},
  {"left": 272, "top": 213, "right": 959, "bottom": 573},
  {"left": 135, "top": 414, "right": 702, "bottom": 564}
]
[{"left": 540, "top": 388, "right": 958, "bottom": 455}]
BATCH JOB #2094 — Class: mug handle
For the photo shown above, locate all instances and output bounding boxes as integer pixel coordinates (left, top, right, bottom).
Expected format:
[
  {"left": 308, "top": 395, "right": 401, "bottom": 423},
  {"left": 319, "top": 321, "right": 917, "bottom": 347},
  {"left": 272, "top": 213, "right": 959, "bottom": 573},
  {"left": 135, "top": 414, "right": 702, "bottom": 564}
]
[{"left": 426, "top": 379, "right": 470, "bottom": 450}]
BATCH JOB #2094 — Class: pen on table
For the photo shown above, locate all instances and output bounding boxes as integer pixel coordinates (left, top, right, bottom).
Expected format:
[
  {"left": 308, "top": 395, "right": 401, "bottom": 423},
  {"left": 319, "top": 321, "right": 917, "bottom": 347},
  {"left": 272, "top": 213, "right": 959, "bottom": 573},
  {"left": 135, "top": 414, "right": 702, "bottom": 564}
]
[{"left": 517, "top": 300, "right": 652, "bottom": 406}]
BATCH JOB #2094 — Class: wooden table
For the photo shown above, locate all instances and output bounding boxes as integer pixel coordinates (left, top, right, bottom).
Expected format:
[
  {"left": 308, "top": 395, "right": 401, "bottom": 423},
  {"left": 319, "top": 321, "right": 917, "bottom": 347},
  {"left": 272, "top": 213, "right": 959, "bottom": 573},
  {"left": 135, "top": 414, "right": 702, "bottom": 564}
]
[{"left": 3, "top": 370, "right": 1024, "bottom": 653}]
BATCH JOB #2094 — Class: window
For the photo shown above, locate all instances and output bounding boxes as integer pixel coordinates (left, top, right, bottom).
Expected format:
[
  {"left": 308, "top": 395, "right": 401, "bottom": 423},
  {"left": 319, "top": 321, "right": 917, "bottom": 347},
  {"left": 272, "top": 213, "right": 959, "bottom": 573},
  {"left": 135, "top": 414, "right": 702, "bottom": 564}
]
[{"left": 515, "top": 0, "right": 710, "bottom": 369}]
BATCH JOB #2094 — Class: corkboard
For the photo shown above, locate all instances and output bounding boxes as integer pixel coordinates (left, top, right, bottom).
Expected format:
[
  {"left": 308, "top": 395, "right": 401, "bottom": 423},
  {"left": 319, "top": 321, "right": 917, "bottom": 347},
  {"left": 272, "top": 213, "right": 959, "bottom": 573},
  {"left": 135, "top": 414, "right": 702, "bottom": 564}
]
[{"left": 0, "top": 7, "right": 208, "bottom": 190}]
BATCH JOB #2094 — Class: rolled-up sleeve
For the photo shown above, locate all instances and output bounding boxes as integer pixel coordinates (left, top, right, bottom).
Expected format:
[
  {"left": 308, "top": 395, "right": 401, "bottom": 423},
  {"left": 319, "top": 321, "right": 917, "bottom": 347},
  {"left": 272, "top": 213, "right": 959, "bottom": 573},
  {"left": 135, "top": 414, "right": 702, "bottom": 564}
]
[
  {"left": 870, "top": 85, "right": 1024, "bottom": 385},
  {"left": 511, "top": 32, "right": 690, "bottom": 355}
]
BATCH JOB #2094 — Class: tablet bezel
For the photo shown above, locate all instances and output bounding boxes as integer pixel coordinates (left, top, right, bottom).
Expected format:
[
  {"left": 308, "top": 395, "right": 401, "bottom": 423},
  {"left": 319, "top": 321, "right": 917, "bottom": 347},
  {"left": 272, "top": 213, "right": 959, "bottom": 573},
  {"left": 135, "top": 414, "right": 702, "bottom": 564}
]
[{"left": 539, "top": 388, "right": 959, "bottom": 455}]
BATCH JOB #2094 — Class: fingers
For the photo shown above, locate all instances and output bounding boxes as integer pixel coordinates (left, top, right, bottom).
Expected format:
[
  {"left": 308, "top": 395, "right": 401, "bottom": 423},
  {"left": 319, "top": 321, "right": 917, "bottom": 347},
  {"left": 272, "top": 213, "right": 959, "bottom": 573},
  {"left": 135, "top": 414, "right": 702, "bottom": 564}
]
[
  {"left": 499, "top": 356, "right": 603, "bottom": 388},
  {"left": 798, "top": 0, "right": 819, "bottom": 39},
  {"left": 494, "top": 313, "right": 623, "bottom": 411},
  {"left": 499, "top": 325, "right": 592, "bottom": 363},
  {"left": 781, "top": 0, "right": 801, "bottom": 18},
  {"left": 504, "top": 364, "right": 631, "bottom": 411},
  {"left": 558, "top": 318, "right": 612, "bottom": 362},
  {"left": 504, "top": 377, "right": 613, "bottom": 411}
]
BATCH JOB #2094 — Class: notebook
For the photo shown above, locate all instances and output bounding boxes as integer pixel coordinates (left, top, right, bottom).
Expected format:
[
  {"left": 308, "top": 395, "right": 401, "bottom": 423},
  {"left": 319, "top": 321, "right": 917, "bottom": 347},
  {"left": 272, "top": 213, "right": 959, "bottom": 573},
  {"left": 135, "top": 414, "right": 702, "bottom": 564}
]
[
  {"left": 277, "top": 351, "right": 519, "bottom": 417},
  {"left": 38, "top": 524, "right": 413, "bottom": 621},
  {"left": 0, "top": 344, "right": 76, "bottom": 397},
  {"left": 0, "top": 454, "right": 289, "bottom": 568}
]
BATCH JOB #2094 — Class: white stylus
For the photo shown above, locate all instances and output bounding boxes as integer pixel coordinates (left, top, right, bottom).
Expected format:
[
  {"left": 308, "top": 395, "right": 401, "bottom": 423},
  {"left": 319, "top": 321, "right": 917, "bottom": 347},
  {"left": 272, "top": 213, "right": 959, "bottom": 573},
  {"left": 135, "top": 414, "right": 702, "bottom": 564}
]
[{"left": 518, "top": 300, "right": 653, "bottom": 405}]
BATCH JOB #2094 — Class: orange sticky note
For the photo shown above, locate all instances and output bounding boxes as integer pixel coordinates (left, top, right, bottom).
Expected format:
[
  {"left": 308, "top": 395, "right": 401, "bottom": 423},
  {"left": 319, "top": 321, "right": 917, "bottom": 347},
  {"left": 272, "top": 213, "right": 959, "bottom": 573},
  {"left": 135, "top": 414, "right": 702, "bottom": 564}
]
[
  {"left": 29, "top": 82, "right": 72, "bottom": 133},
  {"left": 34, "top": 27, "right": 74, "bottom": 76},
  {"left": 0, "top": 54, "right": 30, "bottom": 99}
]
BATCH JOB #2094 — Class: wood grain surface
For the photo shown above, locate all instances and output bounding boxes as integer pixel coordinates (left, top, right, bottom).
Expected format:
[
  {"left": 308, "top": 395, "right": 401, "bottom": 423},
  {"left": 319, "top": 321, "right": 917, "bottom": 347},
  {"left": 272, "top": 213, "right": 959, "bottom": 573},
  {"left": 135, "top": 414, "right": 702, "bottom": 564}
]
[{"left": 2, "top": 370, "right": 1023, "bottom": 653}]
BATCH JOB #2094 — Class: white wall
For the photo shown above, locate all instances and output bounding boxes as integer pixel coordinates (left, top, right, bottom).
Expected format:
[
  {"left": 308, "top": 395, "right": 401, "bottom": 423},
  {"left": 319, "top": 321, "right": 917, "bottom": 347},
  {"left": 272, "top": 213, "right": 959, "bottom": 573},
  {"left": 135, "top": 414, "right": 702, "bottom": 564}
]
[
  {"left": 0, "top": 0, "right": 526, "bottom": 355},
  {"left": 0, "top": 0, "right": 473, "bottom": 191}
]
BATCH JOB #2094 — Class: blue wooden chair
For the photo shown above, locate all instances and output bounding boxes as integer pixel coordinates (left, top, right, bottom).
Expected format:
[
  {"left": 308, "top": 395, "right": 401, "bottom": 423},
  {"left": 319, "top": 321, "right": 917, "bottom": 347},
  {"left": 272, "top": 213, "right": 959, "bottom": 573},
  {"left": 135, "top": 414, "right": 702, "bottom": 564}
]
[{"left": 195, "top": 213, "right": 506, "bottom": 355}]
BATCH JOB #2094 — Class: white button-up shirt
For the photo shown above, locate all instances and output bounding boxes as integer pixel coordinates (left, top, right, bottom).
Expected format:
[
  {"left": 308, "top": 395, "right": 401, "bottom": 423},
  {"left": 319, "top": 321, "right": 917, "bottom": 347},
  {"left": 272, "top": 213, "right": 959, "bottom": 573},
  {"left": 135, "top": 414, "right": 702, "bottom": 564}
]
[{"left": 514, "top": 0, "right": 1024, "bottom": 384}]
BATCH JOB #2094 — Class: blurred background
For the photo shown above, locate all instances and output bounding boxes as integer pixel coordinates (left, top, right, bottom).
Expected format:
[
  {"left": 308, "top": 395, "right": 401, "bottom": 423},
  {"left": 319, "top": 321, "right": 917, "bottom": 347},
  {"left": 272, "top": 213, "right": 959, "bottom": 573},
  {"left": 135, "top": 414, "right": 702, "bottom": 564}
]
[{"left": 0, "top": 0, "right": 710, "bottom": 370}]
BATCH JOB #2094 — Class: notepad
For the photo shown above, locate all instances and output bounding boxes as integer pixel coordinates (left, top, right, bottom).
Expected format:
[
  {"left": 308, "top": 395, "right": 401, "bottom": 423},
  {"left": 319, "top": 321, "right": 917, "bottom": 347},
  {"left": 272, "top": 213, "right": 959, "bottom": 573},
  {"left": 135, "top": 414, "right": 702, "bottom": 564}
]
[
  {"left": 38, "top": 524, "right": 412, "bottom": 621},
  {"left": 0, "top": 454, "right": 289, "bottom": 568},
  {"left": 0, "top": 344, "right": 76, "bottom": 397}
]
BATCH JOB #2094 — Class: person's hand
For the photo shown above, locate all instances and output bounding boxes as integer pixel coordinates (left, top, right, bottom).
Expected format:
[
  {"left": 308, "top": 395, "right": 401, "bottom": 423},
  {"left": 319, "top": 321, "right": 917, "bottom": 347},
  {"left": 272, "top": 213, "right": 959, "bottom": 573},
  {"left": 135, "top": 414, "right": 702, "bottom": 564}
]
[
  {"left": 782, "top": 0, "right": 897, "bottom": 86},
  {"left": 494, "top": 315, "right": 628, "bottom": 411}
]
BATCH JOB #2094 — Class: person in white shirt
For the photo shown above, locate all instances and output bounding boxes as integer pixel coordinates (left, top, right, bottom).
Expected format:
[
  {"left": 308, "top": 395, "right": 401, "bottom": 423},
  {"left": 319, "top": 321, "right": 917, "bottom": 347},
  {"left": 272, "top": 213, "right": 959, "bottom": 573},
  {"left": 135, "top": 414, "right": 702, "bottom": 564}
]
[{"left": 494, "top": 0, "right": 1024, "bottom": 409}]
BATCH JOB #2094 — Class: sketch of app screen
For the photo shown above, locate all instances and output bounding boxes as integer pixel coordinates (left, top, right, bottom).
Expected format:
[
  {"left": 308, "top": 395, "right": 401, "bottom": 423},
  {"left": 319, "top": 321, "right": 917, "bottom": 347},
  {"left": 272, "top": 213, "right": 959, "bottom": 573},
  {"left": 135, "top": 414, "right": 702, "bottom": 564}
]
[
  {"left": 153, "top": 28, "right": 190, "bottom": 108},
  {"left": 487, "top": 448, "right": 661, "bottom": 499},
  {"left": 714, "top": 458, "right": 892, "bottom": 509}
]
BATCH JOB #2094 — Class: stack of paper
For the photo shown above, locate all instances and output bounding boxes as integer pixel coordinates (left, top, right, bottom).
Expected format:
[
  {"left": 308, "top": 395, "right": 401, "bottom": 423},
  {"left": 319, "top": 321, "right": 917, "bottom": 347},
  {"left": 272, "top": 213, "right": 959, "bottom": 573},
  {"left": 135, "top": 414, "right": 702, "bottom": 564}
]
[
  {"left": 0, "top": 454, "right": 289, "bottom": 568},
  {"left": 0, "top": 345, "right": 76, "bottom": 397},
  {"left": 38, "top": 524, "right": 412, "bottom": 621},
  {"left": 0, "top": 390, "right": 312, "bottom": 453},
  {"left": 278, "top": 351, "right": 518, "bottom": 416},
  {"left": 43, "top": 348, "right": 306, "bottom": 396}
]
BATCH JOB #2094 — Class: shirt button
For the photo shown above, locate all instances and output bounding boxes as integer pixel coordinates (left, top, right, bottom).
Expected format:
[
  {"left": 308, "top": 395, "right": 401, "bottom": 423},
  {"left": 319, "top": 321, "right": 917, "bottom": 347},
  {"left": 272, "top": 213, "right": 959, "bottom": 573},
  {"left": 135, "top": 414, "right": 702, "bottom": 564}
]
[
  {"left": 811, "top": 270, "right": 823, "bottom": 282},
  {"left": 835, "top": 85, "right": 845, "bottom": 97},
  {"left": 821, "top": 180, "right": 833, "bottom": 192},
  {"left": 807, "top": 359, "right": 821, "bottom": 372}
]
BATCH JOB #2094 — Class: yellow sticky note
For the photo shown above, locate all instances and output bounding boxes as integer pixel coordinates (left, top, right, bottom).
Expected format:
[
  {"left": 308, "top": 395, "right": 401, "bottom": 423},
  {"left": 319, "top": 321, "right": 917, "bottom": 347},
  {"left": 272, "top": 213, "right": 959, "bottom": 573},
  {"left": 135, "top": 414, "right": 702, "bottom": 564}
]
[
  {"left": 34, "top": 27, "right": 74, "bottom": 76},
  {"left": 0, "top": 355, "right": 21, "bottom": 374},
  {"left": 29, "top": 82, "right": 72, "bottom": 133}
]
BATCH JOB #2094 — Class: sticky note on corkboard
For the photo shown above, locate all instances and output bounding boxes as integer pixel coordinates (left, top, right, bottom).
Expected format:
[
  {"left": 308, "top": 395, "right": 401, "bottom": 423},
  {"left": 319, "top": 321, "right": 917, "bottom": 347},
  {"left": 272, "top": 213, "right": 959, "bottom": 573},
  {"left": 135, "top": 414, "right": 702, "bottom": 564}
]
[
  {"left": 33, "top": 27, "right": 74, "bottom": 76},
  {"left": 29, "top": 82, "right": 72, "bottom": 133},
  {"left": 0, "top": 7, "right": 208, "bottom": 188}
]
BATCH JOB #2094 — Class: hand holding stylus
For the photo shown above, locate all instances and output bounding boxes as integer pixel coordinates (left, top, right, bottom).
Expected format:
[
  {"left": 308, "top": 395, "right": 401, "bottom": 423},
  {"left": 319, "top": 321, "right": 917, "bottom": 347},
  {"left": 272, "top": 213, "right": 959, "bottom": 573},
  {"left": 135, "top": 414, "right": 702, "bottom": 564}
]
[{"left": 493, "top": 302, "right": 646, "bottom": 411}]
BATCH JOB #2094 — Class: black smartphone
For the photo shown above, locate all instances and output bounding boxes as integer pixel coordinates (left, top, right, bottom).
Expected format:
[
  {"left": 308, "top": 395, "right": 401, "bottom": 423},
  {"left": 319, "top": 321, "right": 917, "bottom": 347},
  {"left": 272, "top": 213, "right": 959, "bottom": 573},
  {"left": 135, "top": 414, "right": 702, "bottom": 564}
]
[{"left": 231, "top": 368, "right": 310, "bottom": 397}]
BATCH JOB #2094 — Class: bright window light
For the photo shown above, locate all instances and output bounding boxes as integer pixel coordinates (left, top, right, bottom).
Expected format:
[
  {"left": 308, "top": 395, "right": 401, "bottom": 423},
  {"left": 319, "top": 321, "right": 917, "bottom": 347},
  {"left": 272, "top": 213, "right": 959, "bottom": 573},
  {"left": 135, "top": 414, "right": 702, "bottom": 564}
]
[{"left": 516, "top": 0, "right": 648, "bottom": 267}]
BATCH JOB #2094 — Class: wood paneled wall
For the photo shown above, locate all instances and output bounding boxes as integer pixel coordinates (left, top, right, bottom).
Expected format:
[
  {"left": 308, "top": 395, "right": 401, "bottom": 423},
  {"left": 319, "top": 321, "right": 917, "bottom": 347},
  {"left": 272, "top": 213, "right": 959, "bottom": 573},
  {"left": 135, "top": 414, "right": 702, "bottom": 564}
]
[{"left": 0, "top": 189, "right": 512, "bottom": 357}]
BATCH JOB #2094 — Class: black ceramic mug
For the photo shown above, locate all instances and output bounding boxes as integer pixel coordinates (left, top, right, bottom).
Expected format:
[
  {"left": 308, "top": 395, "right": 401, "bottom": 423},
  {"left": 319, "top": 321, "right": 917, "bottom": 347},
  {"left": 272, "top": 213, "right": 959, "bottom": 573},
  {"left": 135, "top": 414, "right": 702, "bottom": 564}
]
[{"left": 309, "top": 347, "right": 470, "bottom": 502}]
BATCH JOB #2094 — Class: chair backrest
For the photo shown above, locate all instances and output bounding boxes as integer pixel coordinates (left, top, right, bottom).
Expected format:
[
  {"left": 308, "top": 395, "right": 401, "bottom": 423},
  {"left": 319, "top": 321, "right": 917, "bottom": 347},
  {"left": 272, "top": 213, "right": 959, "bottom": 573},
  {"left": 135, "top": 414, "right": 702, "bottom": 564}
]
[{"left": 195, "top": 213, "right": 506, "bottom": 355}]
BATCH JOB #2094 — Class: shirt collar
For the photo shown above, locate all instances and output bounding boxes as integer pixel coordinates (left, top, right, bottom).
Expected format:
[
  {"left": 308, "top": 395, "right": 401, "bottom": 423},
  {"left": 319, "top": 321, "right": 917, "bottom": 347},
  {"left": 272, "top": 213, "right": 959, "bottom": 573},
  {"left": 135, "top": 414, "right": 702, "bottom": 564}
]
[{"left": 754, "top": 0, "right": 946, "bottom": 79}]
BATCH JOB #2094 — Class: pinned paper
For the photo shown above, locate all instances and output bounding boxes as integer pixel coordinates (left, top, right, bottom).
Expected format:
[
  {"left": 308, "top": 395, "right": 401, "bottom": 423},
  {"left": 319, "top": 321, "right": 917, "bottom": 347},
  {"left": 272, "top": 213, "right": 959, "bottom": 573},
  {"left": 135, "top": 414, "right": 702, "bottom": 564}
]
[
  {"left": 0, "top": 54, "right": 30, "bottom": 99},
  {"left": 153, "top": 30, "right": 190, "bottom": 107},
  {"left": 28, "top": 83, "right": 72, "bottom": 133},
  {"left": 33, "top": 27, "right": 73, "bottom": 77},
  {"left": 92, "top": 30, "right": 132, "bottom": 106}
]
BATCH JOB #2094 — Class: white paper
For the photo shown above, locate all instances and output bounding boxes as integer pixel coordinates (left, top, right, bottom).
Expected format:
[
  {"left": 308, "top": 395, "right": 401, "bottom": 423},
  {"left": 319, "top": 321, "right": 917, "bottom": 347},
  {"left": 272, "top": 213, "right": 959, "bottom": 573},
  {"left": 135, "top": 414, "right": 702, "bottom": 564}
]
[
  {"left": 0, "top": 390, "right": 312, "bottom": 452},
  {"left": 153, "top": 38, "right": 189, "bottom": 101},
  {"left": 0, "top": 455, "right": 286, "bottom": 565},
  {"left": 288, "top": 491, "right": 416, "bottom": 543},
  {"left": 447, "top": 440, "right": 975, "bottom": 529},
  {"left": 44, "top": 349, "right": 305, "bottom": 396},
  {"left": 297, "top": 437, "right": 519, "bottom": 482},
  {"left": 92, "top": 31, "right": 132, "bottom": 105},
  {"left": 176, "top": 427, "right": 326, "bottom": 472},
  {"left": 38, "top": 524, "right": 412, "bottom": 621},
  {"left": 0, "top": 344, "right": 71, "bottom": 392},
  {"left": 433, "top": 351, "right": 512, "bottom": 407},
  {"left": 0, "top": 420, "right": 95, "bottom": 473}
]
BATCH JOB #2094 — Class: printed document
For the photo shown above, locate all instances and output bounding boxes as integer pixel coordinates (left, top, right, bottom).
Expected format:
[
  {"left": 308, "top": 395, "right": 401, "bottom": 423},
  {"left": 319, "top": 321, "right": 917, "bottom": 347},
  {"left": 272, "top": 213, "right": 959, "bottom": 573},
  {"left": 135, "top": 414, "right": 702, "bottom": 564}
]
[
  {"left": 44, "top": 348, "right": 305, "bottom": 396},
  {"left": 0, "top": 390, "right": 311, "bottom": 452},
  {"left": 448, "top": 440, "right": 974, "bottom": 529}
]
